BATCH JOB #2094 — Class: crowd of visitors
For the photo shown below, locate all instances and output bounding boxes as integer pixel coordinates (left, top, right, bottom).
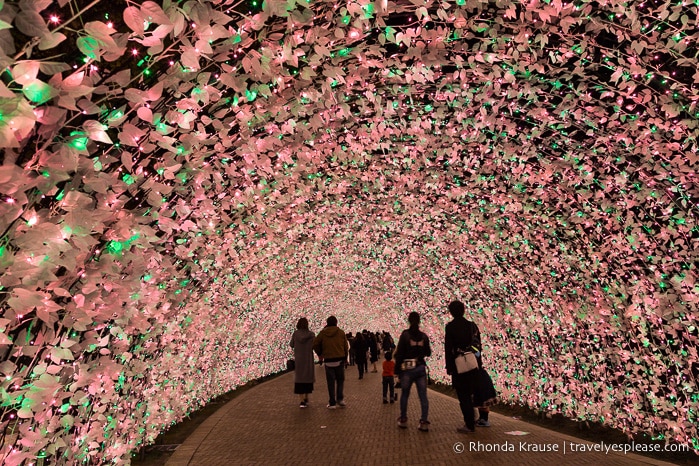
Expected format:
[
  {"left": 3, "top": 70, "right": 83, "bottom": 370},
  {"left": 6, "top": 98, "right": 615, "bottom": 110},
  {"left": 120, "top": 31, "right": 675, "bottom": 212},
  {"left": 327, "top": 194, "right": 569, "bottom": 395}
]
[{"left": 289, "top": 301, "right": 497, "bottom": 433}]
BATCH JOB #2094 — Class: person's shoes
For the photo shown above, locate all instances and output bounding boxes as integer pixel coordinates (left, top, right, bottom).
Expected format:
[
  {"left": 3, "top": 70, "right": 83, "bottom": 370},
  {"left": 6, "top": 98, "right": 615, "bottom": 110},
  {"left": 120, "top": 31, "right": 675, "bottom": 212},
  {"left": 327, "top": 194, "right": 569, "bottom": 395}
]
[
  {"left": 476, "top": 419, "right": 490, "bottom": 427},
  {"left": 327, "top": 404, "right": 337, "bottom": 409},
  {"left": 338, "top": 400, "right": 346, "bottom": 407},
  {"left": 299, "top": 401, "right": 308, "bottom": 408},
  {"left": 383, "top": 398, "right": 388, "bottom": 404},
  {"left": 372, "top": 369, "right": 378, "bottom": 373},
  {"left": 418, "top": 420, "right": 430, "bottom": 432},
  {"left": 397, "top": 417, "right": 408, "bottom": 429},
  {"left": 390, "top": 398, "right": 395, "bottom": 404},
  {"left": 456, "top": 425, "right": 475, "bottom": 433}
]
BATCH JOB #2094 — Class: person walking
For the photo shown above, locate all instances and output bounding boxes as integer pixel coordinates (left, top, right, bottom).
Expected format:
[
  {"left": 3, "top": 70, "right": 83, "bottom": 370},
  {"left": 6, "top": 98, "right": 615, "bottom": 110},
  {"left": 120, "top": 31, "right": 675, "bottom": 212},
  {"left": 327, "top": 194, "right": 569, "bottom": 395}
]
[
  {"left": 353, "top": 331, "right": 368, "bottom": 379},
  {"left": 394, "top": 311, "right": 432, "bottom": 431},
  {"left": 290, "top": 317, "right": 315, "bottom": 408},
  {"left": 369, "top": 332, "right": 379, "bottom": 372},
  {"left": 381, "top": 331, "right": 395, "bottom": 353},
  {"left": 444, "top": 300, "right": 482, "bottom": 433},
  {"left": 313, "top": 316, "right": 349, "bottom": 409},
  {"left": 347, "top": 332, "right": 355, "bottom": 366}
]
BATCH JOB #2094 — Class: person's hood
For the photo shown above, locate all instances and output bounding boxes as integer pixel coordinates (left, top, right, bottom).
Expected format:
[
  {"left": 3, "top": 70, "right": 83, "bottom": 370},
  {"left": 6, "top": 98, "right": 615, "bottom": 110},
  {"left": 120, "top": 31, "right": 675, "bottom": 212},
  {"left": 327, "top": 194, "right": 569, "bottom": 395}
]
[
  {"left": 321, "top": 326, "right": 340, "bottom": 337},
  {"left": 296, "top": 329, "right": 314, "bottom": 342}
]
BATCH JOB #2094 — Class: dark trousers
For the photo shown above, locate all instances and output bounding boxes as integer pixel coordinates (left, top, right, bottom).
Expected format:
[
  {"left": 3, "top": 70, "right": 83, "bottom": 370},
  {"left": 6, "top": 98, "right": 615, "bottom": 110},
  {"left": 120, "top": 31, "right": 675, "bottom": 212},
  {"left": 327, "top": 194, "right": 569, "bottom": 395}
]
[
  {"left": 325, "top": 364, "right": 345, "bottom": 406},
  {"left": 356, "top": 358, "right": 367, "bottom": 379},
  {"left": 382, "top": 375, "right": 395, "bottom": 399},
  {"left": 452, "top": 371, "right": 479, "bottom": 429}
]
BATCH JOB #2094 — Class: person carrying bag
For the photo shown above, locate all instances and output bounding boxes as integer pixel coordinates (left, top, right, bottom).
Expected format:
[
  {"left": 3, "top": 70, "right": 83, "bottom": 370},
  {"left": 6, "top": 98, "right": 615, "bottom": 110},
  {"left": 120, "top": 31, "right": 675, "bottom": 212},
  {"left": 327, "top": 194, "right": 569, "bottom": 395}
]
[
  {"left": 394, "top": 312, "right": 432, "bottom": 432},
  {"left": 445, "top": 300, "right": 482, "bottom": 433}
]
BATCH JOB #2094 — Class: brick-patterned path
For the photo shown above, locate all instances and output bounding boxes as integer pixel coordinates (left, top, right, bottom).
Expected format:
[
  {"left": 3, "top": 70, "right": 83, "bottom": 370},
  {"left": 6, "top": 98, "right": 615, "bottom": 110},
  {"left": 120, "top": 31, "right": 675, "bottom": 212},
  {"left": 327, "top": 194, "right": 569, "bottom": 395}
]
[{"left": 166, "top": 365, "right": 676, "bottom": 465}]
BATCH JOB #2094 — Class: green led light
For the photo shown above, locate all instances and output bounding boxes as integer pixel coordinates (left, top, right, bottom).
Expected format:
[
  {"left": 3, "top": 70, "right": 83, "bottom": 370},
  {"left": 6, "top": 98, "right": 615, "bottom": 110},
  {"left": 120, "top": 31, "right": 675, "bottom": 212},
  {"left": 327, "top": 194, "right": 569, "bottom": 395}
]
[
  {"left": 69, "top": 132, "right": 88, "bottom": 151},
  {"left": 106, "top": 241, "right": 124, "bottom": 255},
  {"left": 23, "top": 80, "right": 53, "bottom": 104},
  {"left": 108, "top": 109, "right": 124, "bottom": 121}
]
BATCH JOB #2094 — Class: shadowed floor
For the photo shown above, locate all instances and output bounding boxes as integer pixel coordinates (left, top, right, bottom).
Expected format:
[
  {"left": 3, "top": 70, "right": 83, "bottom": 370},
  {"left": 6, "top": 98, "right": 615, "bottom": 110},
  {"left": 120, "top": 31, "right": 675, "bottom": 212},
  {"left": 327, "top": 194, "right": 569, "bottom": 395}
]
[{"left": 165, "top": 365, "right": 678, "bottom": 466}]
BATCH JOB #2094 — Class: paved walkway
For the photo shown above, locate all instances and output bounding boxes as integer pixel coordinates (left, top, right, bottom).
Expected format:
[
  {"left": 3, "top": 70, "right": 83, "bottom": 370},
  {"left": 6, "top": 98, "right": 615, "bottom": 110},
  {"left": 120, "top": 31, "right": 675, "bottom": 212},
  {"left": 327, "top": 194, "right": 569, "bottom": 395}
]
[{"left": 166, "top": 365, "right": 677, "bottom": 466}]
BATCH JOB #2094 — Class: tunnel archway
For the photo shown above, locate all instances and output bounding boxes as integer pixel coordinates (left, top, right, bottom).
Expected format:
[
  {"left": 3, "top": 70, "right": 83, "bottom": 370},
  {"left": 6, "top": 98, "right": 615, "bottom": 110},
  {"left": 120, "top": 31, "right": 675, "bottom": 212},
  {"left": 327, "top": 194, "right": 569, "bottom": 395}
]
[{"left": 0, "top": 0, "right": 697, "bottom": 463}]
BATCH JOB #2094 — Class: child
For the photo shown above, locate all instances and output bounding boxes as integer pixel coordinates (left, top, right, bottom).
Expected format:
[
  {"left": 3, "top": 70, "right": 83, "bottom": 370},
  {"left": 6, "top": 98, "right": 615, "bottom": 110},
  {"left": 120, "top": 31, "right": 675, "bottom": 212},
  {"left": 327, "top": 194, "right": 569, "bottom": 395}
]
[{"left": 382, "top": 351, "right": 396, "bottom": 403}]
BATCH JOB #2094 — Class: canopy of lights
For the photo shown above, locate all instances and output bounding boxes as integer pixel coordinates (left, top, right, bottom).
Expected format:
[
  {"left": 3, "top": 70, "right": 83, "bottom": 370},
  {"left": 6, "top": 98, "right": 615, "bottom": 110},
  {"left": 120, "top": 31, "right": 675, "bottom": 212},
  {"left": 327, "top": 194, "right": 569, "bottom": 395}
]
[{"left": 0, "top": 0, "right": 697, "bottom": 463}]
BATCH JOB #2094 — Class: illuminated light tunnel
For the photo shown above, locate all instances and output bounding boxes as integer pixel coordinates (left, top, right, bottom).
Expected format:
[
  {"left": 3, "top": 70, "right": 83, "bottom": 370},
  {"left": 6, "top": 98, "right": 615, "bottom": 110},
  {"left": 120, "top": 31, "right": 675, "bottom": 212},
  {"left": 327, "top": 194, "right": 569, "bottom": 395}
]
[{"left": 0, "top": 0, "right": 698, "bottom": 463}]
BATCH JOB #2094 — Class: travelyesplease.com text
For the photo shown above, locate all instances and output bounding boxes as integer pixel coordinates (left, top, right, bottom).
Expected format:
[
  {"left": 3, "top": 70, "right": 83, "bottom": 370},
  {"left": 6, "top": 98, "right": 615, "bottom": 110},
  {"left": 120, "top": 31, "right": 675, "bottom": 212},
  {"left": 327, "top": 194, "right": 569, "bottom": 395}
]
[{"left": 464, "top": 441, "right": 691, "bottom": 454}]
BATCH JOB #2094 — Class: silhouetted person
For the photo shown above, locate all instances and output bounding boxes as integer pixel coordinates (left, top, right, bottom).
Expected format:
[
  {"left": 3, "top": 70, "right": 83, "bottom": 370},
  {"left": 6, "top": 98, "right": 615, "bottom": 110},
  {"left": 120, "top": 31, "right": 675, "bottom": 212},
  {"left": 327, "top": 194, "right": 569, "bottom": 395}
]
[
  {"left": 381, "top": 331, "right": 395, "bottom": 353},
  {"left": 394, "top": 311, "right": 432, "bottom": 431},
  {"left": 290, "top": 317, "right": 315, "bottom": 408},
  {"left": 347, "top": 332, "right": 355, "bottom": 366},
  {"left": 353, "top": 331, "right": 368, "bottom": 379},
  {"left": 369, "top": 332, "right": 379, "bottom": 372},
  {"left": 445, "top": 300, "right": 482, "bottom": 433}
]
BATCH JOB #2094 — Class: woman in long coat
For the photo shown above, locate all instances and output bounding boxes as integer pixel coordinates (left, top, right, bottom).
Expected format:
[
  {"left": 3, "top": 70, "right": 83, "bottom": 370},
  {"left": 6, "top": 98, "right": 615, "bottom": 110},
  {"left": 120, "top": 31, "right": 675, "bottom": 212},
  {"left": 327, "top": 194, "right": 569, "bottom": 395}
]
[
  {"left": 290, "top": 317, "right": 315, "bottom": 407},
  {"left": 353, "top": 331, "right": 368, "bottom": 379}
]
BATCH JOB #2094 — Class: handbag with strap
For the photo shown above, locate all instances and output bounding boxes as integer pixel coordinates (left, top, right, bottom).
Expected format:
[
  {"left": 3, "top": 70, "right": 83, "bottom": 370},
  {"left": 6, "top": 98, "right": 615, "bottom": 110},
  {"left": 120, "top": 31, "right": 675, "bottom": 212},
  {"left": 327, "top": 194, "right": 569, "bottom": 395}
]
[
  {"left": 454, "top": 321, "right": 479, "bottom": 373},
  {"left": 454, "top": 351, "right": 478, "bottom": 373}
]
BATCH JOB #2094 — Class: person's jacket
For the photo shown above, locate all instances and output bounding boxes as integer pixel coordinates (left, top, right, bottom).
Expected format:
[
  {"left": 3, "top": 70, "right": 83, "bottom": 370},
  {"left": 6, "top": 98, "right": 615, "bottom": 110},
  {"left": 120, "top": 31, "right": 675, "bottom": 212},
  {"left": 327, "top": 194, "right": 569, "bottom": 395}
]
[
  {"left": 444, "top": 316, "right": 481, "bottom": 375},
  {"left": 394, "top": 328, "right": 431, "bottom": 373},
  {"left": 313, "top": 325, "right": 348, "bottom": 363}
]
